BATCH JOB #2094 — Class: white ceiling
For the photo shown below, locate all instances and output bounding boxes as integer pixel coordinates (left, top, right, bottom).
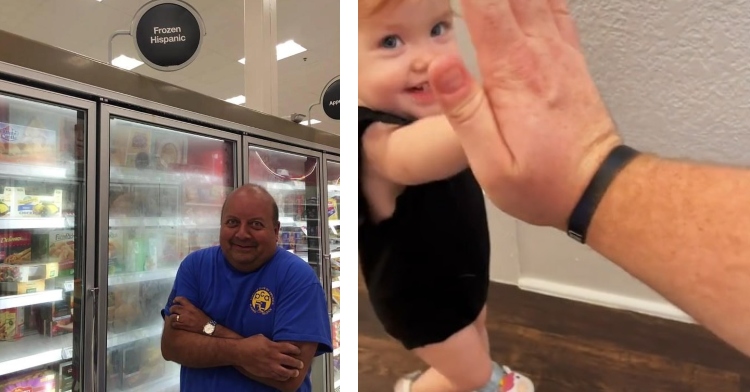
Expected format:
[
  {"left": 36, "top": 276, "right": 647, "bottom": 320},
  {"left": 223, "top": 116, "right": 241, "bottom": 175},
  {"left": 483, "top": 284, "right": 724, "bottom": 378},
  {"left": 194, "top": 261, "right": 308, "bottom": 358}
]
[{"left": 0, "top": 0, "right": 340, "bottom": 135}]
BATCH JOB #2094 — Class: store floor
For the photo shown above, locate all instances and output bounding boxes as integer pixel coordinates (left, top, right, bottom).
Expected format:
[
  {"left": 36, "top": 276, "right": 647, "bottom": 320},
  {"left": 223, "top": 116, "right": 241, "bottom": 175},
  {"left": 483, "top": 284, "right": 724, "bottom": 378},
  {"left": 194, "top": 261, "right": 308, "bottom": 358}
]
[{"left": 358, "top": 275, "right": 750, "bottom": 391}]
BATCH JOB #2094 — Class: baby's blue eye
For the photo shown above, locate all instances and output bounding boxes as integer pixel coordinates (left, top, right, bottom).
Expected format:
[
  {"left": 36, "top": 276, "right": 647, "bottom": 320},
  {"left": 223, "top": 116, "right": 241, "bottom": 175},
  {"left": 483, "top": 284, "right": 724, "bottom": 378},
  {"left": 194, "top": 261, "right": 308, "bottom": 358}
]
[
  {"left": 381, "top": 35, "right": 402, "bottom": 49},
  {"left": 431, "top": 22, "right": 449, "bottom": 37}
]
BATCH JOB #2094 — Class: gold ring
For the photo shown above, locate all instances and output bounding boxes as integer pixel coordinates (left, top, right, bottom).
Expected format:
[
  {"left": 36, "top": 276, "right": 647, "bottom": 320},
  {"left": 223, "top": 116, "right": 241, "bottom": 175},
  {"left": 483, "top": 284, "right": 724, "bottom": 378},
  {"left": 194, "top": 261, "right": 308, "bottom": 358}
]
[{"left": 176, "top": 315, "right": 180, "bottom": 322}]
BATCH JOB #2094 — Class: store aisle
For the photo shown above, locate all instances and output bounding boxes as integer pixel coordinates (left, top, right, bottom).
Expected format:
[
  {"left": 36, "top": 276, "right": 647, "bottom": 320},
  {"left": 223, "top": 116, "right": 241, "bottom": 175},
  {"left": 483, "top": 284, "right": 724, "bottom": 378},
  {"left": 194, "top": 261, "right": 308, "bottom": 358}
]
[{"left": 358, "top": 275, "right": 750, "bottom": 391}]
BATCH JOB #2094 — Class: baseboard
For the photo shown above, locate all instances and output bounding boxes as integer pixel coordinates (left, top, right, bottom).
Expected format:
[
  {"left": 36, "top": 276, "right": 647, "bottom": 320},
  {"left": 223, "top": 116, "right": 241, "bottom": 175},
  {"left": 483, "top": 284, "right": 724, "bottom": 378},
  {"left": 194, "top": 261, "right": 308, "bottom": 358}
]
[{"left": 517, "top": 277, "right": 695, "bottom": 324}]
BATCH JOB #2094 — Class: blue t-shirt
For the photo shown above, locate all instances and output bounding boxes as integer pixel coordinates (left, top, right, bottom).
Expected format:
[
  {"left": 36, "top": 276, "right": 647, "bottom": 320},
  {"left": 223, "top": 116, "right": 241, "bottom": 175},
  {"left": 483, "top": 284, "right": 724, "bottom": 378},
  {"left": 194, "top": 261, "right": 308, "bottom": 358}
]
[{"left": 162, "top": 246, "right": 333, "bottom": 391}]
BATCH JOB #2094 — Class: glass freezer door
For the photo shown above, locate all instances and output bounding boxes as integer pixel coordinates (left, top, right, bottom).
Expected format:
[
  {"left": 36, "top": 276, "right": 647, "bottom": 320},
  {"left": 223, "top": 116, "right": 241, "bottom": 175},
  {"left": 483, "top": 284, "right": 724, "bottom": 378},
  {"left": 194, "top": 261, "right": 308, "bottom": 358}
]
[
  {"left": 246, "top": 144, "right": 322, "bottom": 274},
  {"left": 0, "top": 86, "right": 95, "bottom": 392},
  {"left": 101, "top": 109, "right": 238, "bottom": 391},
  {"left": 324, "top": 158, "right": 341, "bottom": 391}
]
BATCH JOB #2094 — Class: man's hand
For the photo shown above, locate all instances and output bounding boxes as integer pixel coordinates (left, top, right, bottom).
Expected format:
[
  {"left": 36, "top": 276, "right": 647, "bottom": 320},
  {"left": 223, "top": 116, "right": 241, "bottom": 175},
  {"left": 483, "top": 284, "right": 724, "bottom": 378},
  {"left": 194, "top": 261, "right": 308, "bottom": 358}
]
[
  {"left": 428, "top": 0, "right": 622, "bottom": 229},
  {"left": 169, "top": 296, "right": 210, "bottom": 334},
  {"left": 234, "top": 335, "right": 304, "bottom": 382}
]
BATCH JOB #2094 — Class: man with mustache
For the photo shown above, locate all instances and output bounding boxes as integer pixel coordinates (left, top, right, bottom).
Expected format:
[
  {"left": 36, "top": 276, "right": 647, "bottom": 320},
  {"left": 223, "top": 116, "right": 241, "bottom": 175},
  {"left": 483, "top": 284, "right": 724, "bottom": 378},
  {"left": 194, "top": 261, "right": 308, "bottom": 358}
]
[{"left": 160, "top": 184, "right": 332, "bottom": 392}]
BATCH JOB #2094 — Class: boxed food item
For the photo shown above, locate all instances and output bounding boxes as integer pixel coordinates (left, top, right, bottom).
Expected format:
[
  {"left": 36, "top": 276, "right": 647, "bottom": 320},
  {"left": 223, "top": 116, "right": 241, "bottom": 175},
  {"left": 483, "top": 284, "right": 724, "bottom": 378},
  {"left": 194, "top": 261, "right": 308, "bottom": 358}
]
[
  {"left": 121, "top": 337, "right": 165, "bottom": 389},
  {"left": 0, "top": 118, "right": 59, "bottom": 164},
  {"left": 43, "top": 314, "right": 73, "bottom": 337},
  {"left": 108, "top": 283, "right": 142, "bottom": 333},
  {"left": 0, "top": 369, "right": 56, "bottom": 391},
  {"left": 327, "top": 198, "right": 339, "bottom": 221},
  {"left": 3, "top": 187, "right": 63, "bottom": 218},
  {"left": 0, "top": 307, "right": 24, "bottom": 341},
  {"left": 32, "top": 230, "right": 75, "bottom": 276},
  {"left": 0, "top": 279, "right": 46, "bottom": 296},
  {"left": 0, "top": 230, "right": 31, "bottom": 265},
  {"left": 108, "top": 229, "right": 125, "bottom": 275},
  {"left": 58, "top": 361, "right": 74, "bottom": 392},
  {"left": 0, "top": 262, "right": 58, "bottom": 282},
  {"left": 106, "top": 347, "right": 123, "bottom": 391}
]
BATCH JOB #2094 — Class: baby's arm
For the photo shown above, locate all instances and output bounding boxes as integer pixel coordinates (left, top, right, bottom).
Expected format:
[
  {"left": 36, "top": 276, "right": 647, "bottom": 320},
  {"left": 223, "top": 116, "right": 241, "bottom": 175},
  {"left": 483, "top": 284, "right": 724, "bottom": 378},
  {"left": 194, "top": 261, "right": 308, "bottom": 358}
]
[{"left": 361, "top": 115, "right": 466, "bottom": 185}]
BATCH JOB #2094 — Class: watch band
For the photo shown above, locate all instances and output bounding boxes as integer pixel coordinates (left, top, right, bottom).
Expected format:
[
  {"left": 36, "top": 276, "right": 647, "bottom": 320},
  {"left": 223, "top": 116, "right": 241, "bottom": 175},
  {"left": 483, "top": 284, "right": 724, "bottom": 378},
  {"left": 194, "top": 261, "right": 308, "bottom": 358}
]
[{"left": 567, "top": 145, "right": 640, "bottom": 244}]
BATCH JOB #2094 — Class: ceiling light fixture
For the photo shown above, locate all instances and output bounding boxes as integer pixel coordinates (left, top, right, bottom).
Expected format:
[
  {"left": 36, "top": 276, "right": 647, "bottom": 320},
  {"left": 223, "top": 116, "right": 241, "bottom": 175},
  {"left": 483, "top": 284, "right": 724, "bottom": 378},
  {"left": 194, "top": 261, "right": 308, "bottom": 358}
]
[
  {"left": 111, "top": 55, "right": 143, "bottom": 70},
  {"left": 238, "top": 40, "right": 308, "bottom": 64},
  {"left": 302, "top": 119, "right": 321, "bottom": 126},
  {"left": 225, "top": 95, "right": 246, "bottom": 105}
]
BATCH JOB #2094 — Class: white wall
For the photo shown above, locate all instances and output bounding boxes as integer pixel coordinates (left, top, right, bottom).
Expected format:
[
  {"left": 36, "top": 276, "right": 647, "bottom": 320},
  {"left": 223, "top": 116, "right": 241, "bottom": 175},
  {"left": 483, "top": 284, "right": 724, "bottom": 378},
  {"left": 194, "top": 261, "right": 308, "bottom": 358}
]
[{"left": 456, "top": 1, "right": 750, "bottom": 323}]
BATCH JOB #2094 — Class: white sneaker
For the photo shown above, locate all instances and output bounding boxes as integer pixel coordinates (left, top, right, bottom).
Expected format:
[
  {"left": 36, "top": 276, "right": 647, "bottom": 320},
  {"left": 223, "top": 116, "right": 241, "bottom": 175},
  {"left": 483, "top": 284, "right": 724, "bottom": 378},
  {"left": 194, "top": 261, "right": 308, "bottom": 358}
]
[{"left": 498, "top": 365, "right": 535, "bottom": 392}]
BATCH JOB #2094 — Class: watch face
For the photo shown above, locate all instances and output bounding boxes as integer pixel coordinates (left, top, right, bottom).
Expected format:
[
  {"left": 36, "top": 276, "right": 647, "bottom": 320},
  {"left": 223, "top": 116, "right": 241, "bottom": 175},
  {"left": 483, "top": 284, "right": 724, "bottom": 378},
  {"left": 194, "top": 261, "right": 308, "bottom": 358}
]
[{"left": 203, "top": 323, "right": 215, "bottom": 335}]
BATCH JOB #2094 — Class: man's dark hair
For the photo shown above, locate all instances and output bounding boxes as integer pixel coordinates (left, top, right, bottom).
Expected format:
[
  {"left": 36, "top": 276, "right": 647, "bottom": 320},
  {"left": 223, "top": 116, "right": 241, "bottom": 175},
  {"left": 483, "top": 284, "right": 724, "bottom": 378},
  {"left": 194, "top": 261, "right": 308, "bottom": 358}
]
[{"left": 221, "top": 183, "right": 279, "bottom": 222}]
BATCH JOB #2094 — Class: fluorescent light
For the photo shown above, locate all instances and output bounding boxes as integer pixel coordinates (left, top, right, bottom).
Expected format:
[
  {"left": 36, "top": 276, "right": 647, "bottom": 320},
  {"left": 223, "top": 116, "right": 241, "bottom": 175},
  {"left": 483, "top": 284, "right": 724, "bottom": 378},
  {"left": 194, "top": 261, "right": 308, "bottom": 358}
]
[
  {"left": 276, "top": 40, "right": 307, "bottom": 60},
  {"left": 301, "top": 119, "right": 321, "bottom": 126},
  {"left": 225, "top": 95, "right": 246, "bottom": 105},
  {"left": 237, "top": 39, "right": 308, "bottom": 64},
  {"left": 111, "top": 55, "right": 143, "bottom": 70}
]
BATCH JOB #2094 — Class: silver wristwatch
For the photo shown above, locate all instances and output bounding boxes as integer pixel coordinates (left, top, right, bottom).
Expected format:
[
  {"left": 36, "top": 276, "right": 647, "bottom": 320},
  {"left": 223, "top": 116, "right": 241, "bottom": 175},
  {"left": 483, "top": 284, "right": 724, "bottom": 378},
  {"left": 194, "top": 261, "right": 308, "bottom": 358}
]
[{"left": 203, "top": 320, "right": 217, "bottom": 336}]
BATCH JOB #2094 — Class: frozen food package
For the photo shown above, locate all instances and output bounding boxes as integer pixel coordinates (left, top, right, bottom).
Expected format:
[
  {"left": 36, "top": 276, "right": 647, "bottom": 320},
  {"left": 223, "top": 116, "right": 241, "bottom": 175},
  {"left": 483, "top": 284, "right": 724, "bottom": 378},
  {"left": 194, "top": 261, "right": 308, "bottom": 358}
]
[{"left": 0, "top": 369, "right": 56, "bottom": 391}]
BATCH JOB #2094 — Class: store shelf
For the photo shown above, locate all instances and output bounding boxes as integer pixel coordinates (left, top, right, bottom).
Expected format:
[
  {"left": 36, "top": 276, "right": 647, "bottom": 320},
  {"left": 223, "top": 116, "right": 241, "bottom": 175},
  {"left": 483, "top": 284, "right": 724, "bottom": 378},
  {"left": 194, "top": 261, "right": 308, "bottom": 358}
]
[
  {"left": 0, "top": 217, "right": 72, "bottom": 230},
  {"left": 0, "top": 333, "right": 72, "bottom": 376},
  {"left": 263, "top": 181, "right": 306, "bottom": 191},
  {"left": 109, "top": 269, "right": 177, "bottom": 286},
  {"left": 121, "top": 373, "right": 180, "bottom": 392},
  {"left": 107, "top": 324, "right": 163, "bottom": 349},
  {"left": 109, "top": 217, "right": 219, "bottom": 229},
  {"left": 331, "top": 251, "right": 341, "bottom": 260},
  {"left": 0, "top": 289, "right": 63, "bottom": 310},
  {"left": 110, "top": 167, "right": 225, "bottom": 186},
  {"left": 0, "top": 162, "right": 77, "bottom": 181}
]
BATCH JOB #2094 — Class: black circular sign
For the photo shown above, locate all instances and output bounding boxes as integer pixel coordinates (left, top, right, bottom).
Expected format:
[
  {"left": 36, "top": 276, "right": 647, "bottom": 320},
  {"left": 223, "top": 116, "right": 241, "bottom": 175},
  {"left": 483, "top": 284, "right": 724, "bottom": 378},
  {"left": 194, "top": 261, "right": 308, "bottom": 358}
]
[
  {"left": 322, "top": 79, "right": 340, "bottom": 120},
  {"left": 133, "top": 1, "right": 204, "bottom": 71}
]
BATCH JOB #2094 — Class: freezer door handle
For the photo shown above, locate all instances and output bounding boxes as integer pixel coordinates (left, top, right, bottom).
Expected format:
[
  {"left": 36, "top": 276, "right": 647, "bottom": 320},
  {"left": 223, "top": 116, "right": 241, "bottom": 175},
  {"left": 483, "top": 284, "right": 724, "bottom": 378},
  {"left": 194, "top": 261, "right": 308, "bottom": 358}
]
[{"left": 322, "top": 254, "right": 332, "bottom": 311}]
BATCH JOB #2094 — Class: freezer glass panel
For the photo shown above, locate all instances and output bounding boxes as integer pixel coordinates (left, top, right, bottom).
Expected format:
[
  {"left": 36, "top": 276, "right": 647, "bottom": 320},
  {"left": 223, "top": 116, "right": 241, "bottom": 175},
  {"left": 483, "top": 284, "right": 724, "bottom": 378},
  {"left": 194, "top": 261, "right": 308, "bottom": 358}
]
[
  {"left": 326, "top": 159, "right": 340, "bottom": 390},
  {"left": 0, "top": 93, "right": 87, "bottom": 391},
  {"left": 247, "top": 145, "right": 321, "bottom": 274},
  {"left": 106, "top": 117, "right": 235, "bottom": 391}
]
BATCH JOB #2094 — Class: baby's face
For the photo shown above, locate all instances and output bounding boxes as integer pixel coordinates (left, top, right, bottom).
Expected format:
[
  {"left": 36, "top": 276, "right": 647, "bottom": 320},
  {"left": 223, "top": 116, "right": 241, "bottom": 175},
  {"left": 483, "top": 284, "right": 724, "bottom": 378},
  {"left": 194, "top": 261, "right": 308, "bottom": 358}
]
[{"left": 358, "top": 0, "right": 459, "bottom": 120}]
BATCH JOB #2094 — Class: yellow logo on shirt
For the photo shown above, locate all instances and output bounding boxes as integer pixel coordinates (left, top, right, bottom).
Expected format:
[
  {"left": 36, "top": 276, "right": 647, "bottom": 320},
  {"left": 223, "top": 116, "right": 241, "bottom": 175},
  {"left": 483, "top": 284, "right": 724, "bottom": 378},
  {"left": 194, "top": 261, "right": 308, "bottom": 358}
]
[{"left": 250, "top": 287, "right": 274, "bottom": 315}]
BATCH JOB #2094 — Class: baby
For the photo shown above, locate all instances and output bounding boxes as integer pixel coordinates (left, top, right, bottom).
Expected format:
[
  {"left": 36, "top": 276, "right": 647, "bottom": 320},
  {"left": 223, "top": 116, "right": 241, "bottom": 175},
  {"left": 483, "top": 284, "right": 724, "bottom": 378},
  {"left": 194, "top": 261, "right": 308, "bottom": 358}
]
[{"left": 358, "top": 1, "right": 536, "bottom": 391}]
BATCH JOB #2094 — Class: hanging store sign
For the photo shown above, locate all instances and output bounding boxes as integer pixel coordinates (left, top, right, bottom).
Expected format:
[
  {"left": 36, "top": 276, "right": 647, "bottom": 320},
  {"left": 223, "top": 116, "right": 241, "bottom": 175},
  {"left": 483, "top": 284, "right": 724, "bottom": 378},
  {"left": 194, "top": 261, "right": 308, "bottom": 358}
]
[
  {"left": 322, "top": 79, "right": 340, "bottom": 120},
  {"left": 132, "top": 0, "right": 206, "bottom": 71}
]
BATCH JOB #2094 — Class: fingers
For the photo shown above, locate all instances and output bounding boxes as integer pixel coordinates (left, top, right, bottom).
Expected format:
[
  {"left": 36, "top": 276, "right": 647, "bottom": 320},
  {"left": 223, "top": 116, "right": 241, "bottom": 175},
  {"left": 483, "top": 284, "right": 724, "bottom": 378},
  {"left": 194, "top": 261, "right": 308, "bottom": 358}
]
[
  {"left": 429, "top": 55, "right": 513, "bottom": 192},
  {"left": 271, "top": 366, "right": 299, "bottom": 381},
  {"left": 276, "top": 342, "right": 302, "bottom": 356},
  {"left": 509, "top": 0, "right": 559, "bottom": 38},
  {"left": 277, "top": 354, "right": 304, "bottom": 370},
  {"left": 460, "top": 0, "right": 523, "bottom": 56},
  {"left": 169, "top": 304, "right": 183, "bottom": 315},
  {"left": 547, "top": 0, "right": 582, "bottom": 51},
  {"left": 173, "top": 296, "right": 191, "bottom": 306}
]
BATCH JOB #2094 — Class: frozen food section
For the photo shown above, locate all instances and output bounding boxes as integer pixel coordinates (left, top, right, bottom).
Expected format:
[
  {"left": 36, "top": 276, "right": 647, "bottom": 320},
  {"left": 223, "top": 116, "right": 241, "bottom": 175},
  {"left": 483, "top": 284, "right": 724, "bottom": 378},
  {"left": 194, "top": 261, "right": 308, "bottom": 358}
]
[
  {"left": 0, "top": 86, "right": 95, "bottom": 392},
  {"left": 0, "top": 31, "right": 339, "bottom": 391},
  {"left": 103, "top": 113, "right": 238, "bottom": 391}
]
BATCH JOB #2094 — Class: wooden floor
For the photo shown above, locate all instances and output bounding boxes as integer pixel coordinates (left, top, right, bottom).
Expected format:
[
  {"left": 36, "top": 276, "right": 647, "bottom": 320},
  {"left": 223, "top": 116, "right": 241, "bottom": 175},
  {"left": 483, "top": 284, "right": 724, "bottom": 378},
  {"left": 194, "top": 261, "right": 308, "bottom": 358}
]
[{"left": 359, "top": 276, "right": 750, "bottom": 391}]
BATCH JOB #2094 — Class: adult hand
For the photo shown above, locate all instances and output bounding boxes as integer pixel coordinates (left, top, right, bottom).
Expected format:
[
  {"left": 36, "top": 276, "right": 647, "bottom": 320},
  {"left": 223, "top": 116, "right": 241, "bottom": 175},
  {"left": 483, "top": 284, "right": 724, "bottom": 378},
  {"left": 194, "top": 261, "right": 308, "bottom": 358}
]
[
  {"left": 428, "top": 0, "right": 623, "bottom": 229},
  {"left": 169, "top": 296, "right": 210, "bottom": 334},
  {"left": 235, "top": 334, "right": 304, "bottom": 381}
]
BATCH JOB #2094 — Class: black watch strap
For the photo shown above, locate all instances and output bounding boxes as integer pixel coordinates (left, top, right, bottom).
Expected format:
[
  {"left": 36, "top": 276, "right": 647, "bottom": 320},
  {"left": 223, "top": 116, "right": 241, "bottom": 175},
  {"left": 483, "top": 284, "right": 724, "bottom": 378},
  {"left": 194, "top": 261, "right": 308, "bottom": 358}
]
[{"left": 567, "top": 145, "right": 640, "bottom": 244}]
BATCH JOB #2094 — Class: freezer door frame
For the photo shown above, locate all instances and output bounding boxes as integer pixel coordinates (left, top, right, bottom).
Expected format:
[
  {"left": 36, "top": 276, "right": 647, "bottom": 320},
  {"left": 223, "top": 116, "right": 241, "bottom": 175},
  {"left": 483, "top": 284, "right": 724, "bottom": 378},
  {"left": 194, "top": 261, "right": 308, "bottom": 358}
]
[
  {"left": 241, "top": 135, "right": 331, "bottom": 392},
  {"left": 0, "top": 79, "right": 98, "bottom": 391},
  {"left": 97, "top": 104, "right": 243, "bottom": 390},
  {"left": 321, "top": 153, "right": 340, "bottom": 392}
]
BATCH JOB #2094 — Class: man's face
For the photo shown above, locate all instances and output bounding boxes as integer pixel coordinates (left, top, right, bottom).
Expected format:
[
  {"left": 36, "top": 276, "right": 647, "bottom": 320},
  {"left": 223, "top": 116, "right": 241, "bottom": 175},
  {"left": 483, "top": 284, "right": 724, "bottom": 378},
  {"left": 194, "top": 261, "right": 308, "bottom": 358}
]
[{"left": 219, "top": 189, "right": 279, "bottom": 272}]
